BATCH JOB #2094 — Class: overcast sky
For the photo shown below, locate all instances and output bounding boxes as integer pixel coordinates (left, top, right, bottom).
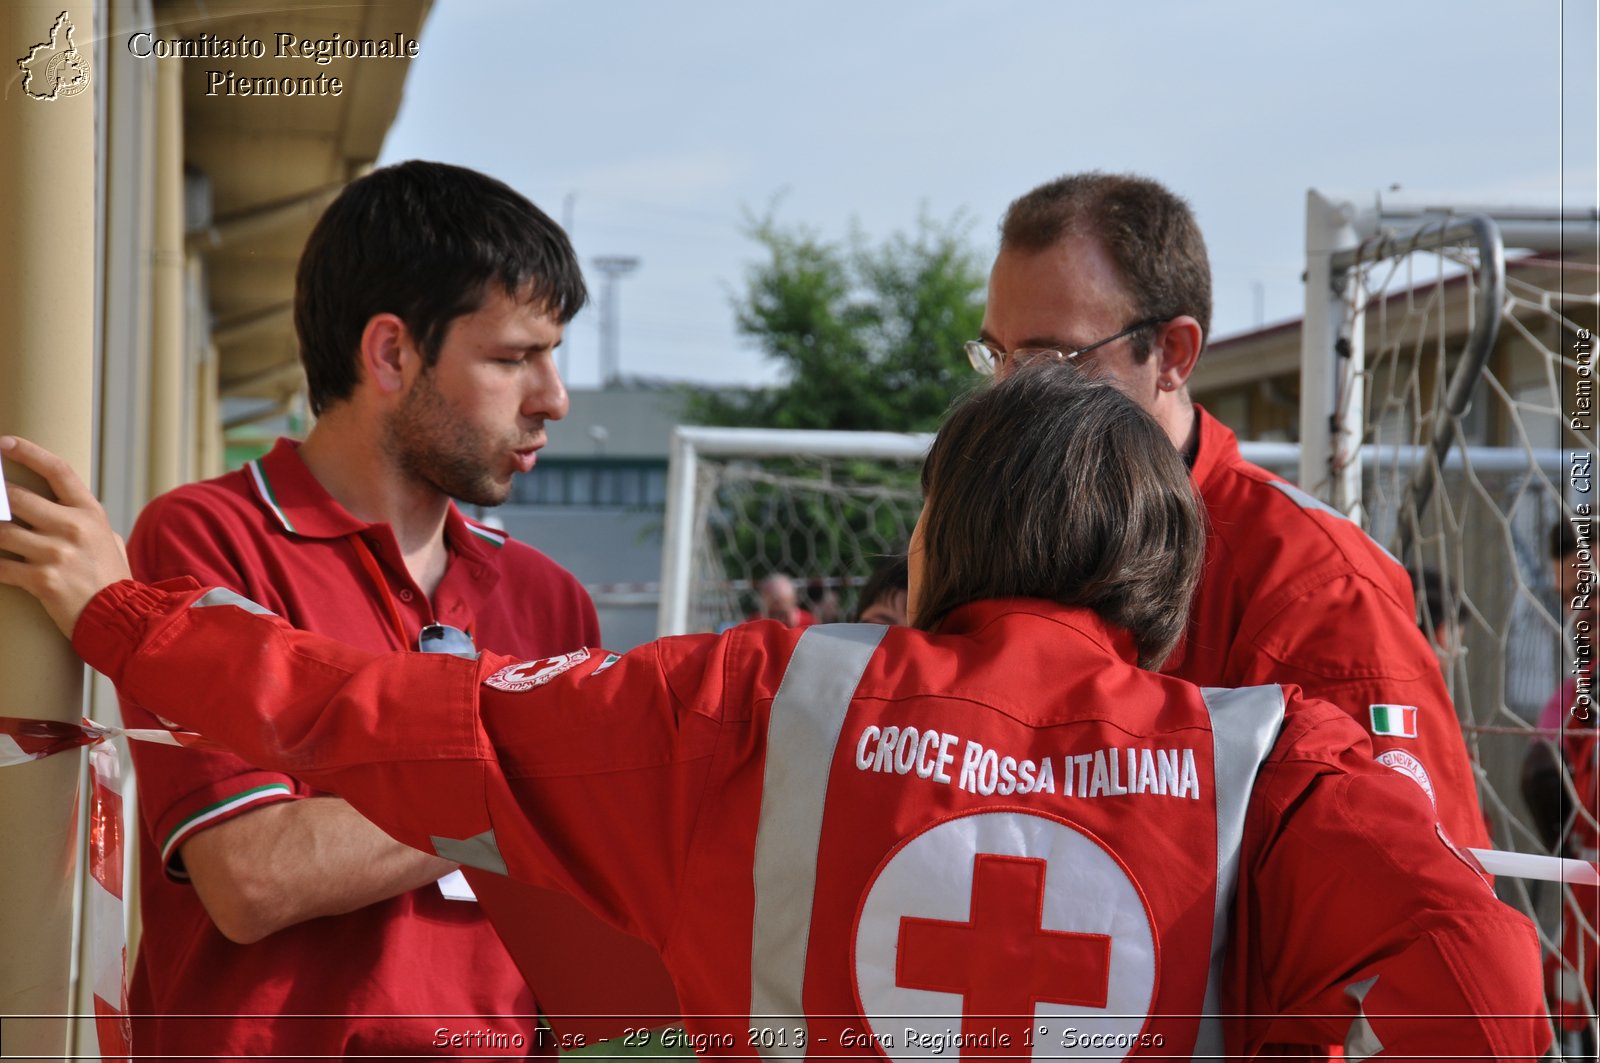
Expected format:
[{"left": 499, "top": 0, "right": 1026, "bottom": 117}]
[{"left": 378, "top": 0, "right": 1598, "bottom": 390}]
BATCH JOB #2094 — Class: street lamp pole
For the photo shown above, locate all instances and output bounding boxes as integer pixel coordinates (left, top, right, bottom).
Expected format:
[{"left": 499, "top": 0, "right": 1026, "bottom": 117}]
[{"left": 591, "top": 255, "right": 640, "bottom": 388}]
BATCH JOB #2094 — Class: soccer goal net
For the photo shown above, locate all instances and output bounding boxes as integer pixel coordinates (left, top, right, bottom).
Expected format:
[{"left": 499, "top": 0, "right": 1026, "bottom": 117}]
[
  {"left": 1303, "top": 192, "right": 1599, "bottom": 1039},
  {"left": 657, "top": 427, "right": 933, "bottom": 637}
]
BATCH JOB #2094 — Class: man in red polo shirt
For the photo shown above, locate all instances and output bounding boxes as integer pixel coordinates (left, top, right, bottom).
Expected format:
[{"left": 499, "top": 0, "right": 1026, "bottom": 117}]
[{"left": 113, "top": 162, "right": 602, "bottom": 1058}]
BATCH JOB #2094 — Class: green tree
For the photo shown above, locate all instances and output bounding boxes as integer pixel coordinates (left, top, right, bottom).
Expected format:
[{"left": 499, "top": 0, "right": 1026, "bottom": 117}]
[
  {"left": 682, "top": 212, "right": 986, "bottom": 617},
  {"left": 686, "top": 211, "right": 986, "bottom": 431}
]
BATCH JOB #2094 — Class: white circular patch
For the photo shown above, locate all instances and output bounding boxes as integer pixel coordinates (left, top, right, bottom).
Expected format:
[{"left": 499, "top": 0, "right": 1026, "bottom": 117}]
[
  {"left": 852, "top": 809, "right": 1157, "bottom": 1062},
  {"left": 485, "top": 648, "right": 590, "bottom": 692},
  {"left": 1376, "top": 749, "right": 1436, "bottom": 807}
]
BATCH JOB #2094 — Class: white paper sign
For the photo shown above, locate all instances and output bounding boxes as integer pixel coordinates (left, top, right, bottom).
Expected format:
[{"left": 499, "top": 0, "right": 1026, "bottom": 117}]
[
  {"left": 437, "top": 868, "right": 478, "bottom": 902},
  {"left": 0, "top": 449, "right": 10, "bottom": 522}
]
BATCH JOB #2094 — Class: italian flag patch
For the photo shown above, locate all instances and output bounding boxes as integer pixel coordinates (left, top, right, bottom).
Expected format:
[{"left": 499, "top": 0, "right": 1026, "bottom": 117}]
[{"left": 1369, "top": 704, "right": 1419, "bottom": 739}]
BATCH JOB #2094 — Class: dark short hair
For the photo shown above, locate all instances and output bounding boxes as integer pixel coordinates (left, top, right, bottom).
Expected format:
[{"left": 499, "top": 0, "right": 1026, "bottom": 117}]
[
  {"left": 916, "top": 363, "right": 1203, "bottom": 668},
  {"left": 999, "top": 172, "right": 1212, "bottom": 359},
  {"left": 853, "top": 554, "right": 909, "bottom": 622},
  {"left": 294, "top": 160, "right": 588, "bottom": 414}
]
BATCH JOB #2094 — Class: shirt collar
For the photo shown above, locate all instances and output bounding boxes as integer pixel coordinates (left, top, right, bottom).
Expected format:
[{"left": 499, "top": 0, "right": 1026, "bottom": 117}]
[
  {"left": 1186, "top": 403, "right": 1236, "bottom": 490},
  {"left": 245, "top": 438, "right": 507, "bottom": 566},
  {"left": 245, "top": 438, "right": 367, "bottom": 539}
]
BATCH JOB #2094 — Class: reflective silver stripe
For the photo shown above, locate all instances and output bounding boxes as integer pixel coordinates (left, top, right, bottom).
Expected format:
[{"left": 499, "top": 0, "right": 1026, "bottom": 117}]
[
  {"left": 1342, "top": 976, "right": 1384, "bottom": 1060},
  {"left": 1267, "top": 479, "right": 1402, "bottom": 566},
  {"left": 192, "top": 587, "right": 276, "bottom": 616},
  {"left": 749, "top": 624, "right": 887, "bottom": 1061},
  {"left": 1193, "top": 684, "right": 1287, "bottom": 1057},
  {"left": 431, "top": 829, "right": 508, "bottom": 876}
]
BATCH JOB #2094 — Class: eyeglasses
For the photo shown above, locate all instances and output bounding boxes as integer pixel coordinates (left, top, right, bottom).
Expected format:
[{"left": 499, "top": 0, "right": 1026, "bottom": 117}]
[
  {"left": 964, "top": 317, "right": 1167, "bottom": 377},
  {"left": 418, "top": 623, "right": 478, "bottom": 660}
]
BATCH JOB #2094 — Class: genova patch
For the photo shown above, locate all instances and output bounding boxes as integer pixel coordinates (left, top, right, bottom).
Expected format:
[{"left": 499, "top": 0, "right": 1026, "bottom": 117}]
[
  {"left": 1376, "top": 748, "right": 1436, "bottom": 807},
  {"left": 485, "top": 648, "right": 591, "bottom": 692}
]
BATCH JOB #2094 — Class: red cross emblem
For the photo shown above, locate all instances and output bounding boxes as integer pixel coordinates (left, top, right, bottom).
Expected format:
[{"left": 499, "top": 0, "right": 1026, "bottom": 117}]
[
  {"left": 853, "top": 810, "right": 1157, "bottom": 1062},
  {"left": 897, "top": 854, "right": 1111, "bottom": 1054}
]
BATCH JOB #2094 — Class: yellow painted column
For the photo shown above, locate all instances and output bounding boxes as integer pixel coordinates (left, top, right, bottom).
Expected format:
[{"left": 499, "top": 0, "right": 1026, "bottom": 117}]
[
  {"left": 0, "top": 2, "right": 98, "bottom": 1057},
  {"left": 147, "top": 51, "right": 185, "bottom": 497}
]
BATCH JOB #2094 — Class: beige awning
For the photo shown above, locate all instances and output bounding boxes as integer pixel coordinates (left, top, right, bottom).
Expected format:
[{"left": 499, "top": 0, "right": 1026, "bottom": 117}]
[{"left": 159, "top": 0, "right": 432, "bottom": 406}]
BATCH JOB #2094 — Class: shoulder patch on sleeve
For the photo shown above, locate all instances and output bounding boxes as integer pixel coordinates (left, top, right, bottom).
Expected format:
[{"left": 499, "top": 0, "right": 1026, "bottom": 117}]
[
  {"left": 1375, "top": 748, "right": 1436, "bottom": 806},
  {"left": 486, "top": 648, "right": 590, "bottom": 692}
]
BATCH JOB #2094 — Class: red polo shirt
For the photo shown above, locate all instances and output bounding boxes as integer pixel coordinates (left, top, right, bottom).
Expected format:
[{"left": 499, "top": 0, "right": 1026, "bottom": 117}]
[{"left": 120, "top": 438, "right": 601, "bottom": 1060}]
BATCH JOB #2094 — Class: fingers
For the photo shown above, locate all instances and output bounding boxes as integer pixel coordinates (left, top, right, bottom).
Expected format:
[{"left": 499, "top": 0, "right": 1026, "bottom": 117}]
[
  {"left": 0, "top": 517, "right": 52, "bottom": 562},
  {"left": 0, "top": 436, "right": 98, "bottom": 510},
  {"left": 0, "top": 556, "right": 30, "bottom": 594},
  {"left": 1, "top": 437, "right": 108, "bottom": 541},
  {"left": 4, "top": 478, "right": 74, "bottom": 532},
  {"left": 0, "top": 554, "right": 51, "bottom": 597}
]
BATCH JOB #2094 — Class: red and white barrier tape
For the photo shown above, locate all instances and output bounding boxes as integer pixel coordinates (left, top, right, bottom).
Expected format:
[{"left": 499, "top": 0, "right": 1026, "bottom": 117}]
[
  {"left": 88, "top": 743, "right": 130, "bottom": 1062},
  {"left": 0, "top": 715, "right": 208, "bottom": 1058},
  {"left": 0, "top": 714, "right": 207, "bottom": 768}
]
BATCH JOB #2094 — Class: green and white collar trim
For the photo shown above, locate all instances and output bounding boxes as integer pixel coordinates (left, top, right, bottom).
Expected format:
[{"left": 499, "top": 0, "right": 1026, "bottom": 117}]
[
  {"left": 161, "top": 782, "right": 295, "bottom": 872},
  {"left": 246, "top": 459, "right": 296, "bottom": 534},
  {"left": 465, "top": 522, "right": 507, "bottom": 548}
]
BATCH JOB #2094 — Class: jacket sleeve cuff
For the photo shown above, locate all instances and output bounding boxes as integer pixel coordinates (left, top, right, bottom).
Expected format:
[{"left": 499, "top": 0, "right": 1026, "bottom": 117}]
[{"left": 71, "top": 577, "right": 201, "bottom": 682}]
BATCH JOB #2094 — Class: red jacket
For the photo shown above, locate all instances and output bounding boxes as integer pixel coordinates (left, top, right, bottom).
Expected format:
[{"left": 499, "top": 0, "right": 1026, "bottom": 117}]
[
  {"left": 76, "top": 580, "right": 1550, "bottom": 1060},
  {"left": 1172, "top": 407, "right": 1489, "bottom": 850}
]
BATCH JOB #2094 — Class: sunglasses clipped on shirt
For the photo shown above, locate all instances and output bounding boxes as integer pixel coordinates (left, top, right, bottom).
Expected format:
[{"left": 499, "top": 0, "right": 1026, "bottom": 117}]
[{"left": 418, "top": 623, "right": 478, "bottom": 659}]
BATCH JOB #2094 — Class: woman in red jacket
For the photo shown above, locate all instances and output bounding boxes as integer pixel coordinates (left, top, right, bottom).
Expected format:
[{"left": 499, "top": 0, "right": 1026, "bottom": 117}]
[{"left": 0, "top": 365, "right": 1552, "bottom": 1060}]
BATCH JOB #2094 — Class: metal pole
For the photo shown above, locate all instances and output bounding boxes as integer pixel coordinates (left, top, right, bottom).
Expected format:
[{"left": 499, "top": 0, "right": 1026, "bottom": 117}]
[
  {"left": 591, "top": 255, "right": 639, "bottom": 389},
  {"left": 656, "top": 428, "right": 699, "bottom": 636},
  {"left": 147, "top": 53, "right": 186, "bottom": 496},
  {"left": 1300, "top": 191, "right": 1363, "bottom": 509},
  {"left": 1362, "top": 205, "right": 1599, "bottom": 254},
  {"left": 0, "top": 4, "right": 97, "bottom": 1056},
  {"left": 1331, "top": 215, "right": 1505, "bottom": 560}
]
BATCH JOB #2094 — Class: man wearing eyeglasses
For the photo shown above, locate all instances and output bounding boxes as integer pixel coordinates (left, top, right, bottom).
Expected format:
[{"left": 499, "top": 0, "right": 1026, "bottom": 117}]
[
  {"left": 114, "top": 162, "right": 607, "bottom": 1060},
  {"left": 973, "top": 173, "right": 1489, "bottom": 860}
]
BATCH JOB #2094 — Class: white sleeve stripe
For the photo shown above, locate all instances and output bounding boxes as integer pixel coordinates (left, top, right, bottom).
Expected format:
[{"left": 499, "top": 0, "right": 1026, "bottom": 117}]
[{"left": 159, "top": 783, "right": 295, "bottom": 866}]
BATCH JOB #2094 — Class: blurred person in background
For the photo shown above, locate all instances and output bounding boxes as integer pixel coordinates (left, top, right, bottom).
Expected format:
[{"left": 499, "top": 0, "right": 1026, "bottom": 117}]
[{"left": 853, "top": 554, "right": 908, "bottom": 626}]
